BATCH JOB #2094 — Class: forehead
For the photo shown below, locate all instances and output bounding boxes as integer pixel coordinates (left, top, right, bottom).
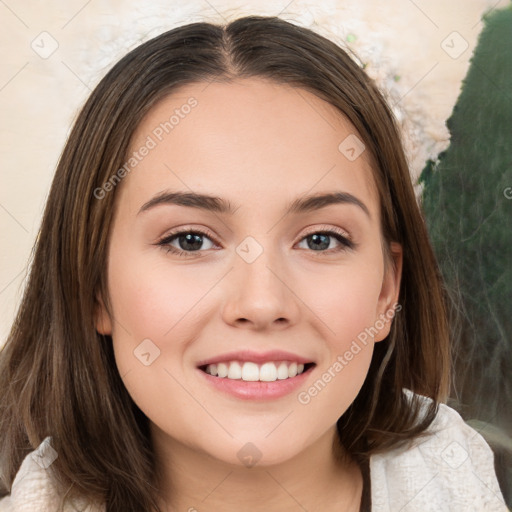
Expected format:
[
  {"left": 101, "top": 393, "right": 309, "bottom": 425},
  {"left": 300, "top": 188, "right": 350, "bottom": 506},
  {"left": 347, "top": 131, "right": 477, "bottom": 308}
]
[{"left": 122, "top": 78, "right": 379, "bottom": 216}]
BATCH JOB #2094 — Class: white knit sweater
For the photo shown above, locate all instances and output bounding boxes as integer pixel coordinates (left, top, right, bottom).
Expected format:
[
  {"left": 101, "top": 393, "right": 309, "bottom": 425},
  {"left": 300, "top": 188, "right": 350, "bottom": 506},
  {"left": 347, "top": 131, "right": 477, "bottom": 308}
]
[{"left": 0, "top": 395, "right": 509, "bottom": 511}]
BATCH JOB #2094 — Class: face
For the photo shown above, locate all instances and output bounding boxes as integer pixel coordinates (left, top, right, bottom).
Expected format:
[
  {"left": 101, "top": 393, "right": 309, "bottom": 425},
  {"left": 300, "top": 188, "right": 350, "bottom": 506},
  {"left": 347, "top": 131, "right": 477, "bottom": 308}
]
[{"left": 95, "top": 78, "right": 402, "bottom": 469}]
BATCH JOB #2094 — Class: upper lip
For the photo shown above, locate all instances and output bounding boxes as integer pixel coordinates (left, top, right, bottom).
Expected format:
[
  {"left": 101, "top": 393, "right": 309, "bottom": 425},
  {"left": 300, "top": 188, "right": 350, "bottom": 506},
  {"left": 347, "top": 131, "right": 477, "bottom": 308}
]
[{"left": 196, "top": 350, "right": 315, "bottom": 367}]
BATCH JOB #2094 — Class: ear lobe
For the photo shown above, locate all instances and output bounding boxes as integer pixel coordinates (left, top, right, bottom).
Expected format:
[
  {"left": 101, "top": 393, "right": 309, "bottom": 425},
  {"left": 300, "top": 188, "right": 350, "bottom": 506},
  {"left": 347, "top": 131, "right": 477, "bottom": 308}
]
[
  {"left": 374, "top": 242, "right": 403, "bottom": 342},
  {"left": 94, "top": 294, "right": 112, "bottom": 335}
]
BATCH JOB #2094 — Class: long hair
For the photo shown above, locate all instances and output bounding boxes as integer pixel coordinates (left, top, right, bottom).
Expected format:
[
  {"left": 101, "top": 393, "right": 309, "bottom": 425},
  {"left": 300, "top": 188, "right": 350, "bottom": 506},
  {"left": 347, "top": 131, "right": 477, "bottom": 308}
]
[{"left": 0, "top": 15, "right": 450, "bottom": 511}]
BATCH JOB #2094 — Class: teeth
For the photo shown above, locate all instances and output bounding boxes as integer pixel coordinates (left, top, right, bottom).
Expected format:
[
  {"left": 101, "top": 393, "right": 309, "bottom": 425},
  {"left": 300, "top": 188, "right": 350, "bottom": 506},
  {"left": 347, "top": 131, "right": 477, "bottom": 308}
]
[
  {"left": 228, "top": 361, "right": 242, "bottom": 379},
  {"left": 260, "top": 362, "right": 277, "bottom": 381},
  {"left": 217, "top": 363, "right": 228, "bottom": 378},
  {"left": 203, "top": 361, "right": 308, "bottom": 381},
  {"left": 242, "top": 362, "right": 259, "bottom": 381}
]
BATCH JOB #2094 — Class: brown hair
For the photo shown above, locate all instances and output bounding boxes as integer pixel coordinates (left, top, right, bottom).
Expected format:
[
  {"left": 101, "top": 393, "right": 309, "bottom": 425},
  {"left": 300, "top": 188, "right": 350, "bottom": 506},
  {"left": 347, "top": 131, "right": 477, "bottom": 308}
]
[{"left": 0, "top": 15, "right": 450, "bottom": 511}]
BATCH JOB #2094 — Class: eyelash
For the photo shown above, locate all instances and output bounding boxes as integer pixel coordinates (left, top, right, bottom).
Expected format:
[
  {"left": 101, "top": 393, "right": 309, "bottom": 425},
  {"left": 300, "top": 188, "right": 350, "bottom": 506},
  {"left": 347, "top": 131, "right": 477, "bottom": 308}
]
[{"left": 156, "top": 225, "right": 355, "bottom": 258}]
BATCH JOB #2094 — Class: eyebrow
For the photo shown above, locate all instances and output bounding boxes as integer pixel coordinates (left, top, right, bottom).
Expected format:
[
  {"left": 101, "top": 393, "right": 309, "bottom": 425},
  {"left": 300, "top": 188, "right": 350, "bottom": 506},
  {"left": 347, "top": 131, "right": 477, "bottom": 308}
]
[{"left": 138, "top": 190, "right": 370, "bottom": 218}]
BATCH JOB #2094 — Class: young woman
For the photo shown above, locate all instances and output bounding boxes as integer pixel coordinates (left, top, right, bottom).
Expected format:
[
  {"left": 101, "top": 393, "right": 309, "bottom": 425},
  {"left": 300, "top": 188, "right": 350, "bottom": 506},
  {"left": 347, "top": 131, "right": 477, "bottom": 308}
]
[{"left": 0, "top": 15, "right": 508, "bottom": 512}]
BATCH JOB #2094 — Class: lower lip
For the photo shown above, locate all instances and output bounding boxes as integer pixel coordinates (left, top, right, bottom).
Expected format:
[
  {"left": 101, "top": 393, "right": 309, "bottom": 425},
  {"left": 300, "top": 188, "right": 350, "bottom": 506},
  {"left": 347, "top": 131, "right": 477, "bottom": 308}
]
[{"left": 197, "top": 365, "right": 315, "bottom": 400}]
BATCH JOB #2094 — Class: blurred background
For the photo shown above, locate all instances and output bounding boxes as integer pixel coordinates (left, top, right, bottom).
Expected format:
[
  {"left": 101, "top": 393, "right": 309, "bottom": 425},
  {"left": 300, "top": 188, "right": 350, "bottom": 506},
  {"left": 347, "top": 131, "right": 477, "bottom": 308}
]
[{"left": 0, "top": 0, "right": 510, "bottom": 506}]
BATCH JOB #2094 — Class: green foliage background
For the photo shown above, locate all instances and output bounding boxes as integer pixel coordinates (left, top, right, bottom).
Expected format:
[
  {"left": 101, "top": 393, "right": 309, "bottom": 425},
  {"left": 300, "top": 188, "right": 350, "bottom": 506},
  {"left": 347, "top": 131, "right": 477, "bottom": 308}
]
[{"left": 420, "top": 5, "right": 512, "bottom": 506}]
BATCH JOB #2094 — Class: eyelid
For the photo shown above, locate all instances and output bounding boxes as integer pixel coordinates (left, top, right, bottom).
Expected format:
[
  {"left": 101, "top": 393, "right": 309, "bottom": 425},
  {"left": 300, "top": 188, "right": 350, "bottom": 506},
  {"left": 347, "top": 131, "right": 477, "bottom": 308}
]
[
  {"left": 157, "top": 225, "right": 219, "bottom": 246},
  {"left": 296, "top": 224, "right": 356, "bottom": 252},
  {"left": 300, "top": 224, "right": 352, "bottom": 240}
]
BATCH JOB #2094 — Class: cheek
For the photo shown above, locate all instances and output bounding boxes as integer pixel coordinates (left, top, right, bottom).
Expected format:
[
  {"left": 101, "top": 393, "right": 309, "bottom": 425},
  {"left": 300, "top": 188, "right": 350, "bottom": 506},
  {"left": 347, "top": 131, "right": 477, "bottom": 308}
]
[
  {"left": 107, "top": 251, "right": 206, "bottom": 338},
  {"left": 292, "top": 261, "right": 382, "bottom": 411},
  {"left": 297, "top": 257, "right": 383, "bottom": 341},
  {"left": 106, "top": 245, "right": 233, "bottom": 414},
  {"left": 105, "top": 247, "right": 202, "bottom": 381},
  {"left": 105, "top": 253, "right": 209, "bottom": 430}
]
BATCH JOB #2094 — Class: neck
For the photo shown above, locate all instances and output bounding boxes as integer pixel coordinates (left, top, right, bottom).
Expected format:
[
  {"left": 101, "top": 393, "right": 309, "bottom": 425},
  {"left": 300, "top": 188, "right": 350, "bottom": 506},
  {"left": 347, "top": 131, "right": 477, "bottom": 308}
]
[{"left": 151, "top": 424, "right": 363, "bottom": 512}]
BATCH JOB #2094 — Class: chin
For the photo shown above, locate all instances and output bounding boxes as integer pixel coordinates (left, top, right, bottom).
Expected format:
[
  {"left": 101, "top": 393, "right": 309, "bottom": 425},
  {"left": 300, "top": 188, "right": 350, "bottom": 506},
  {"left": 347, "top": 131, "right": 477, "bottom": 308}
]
[{"left": 203, "top": 435, "right": 306, "bottom": 470}]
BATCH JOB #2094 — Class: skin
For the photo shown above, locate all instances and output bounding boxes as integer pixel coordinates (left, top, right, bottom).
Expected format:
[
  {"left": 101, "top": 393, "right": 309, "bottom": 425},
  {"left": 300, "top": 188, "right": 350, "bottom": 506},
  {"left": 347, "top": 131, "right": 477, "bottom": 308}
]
[{"left": 95, "top": 77, "right": 402, "bottom": 512}]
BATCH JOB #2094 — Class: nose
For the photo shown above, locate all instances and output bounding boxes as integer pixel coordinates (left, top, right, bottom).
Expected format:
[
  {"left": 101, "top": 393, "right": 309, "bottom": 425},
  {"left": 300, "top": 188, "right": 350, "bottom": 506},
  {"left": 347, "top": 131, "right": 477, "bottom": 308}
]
[{"left": 221, "top": 246, "right": 301, "bottom": 331}]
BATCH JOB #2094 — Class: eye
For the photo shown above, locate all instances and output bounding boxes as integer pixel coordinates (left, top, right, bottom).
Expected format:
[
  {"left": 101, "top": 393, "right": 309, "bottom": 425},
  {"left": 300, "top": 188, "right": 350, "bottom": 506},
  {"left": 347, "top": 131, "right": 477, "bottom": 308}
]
[
  {"left": 156, "top": 225, "right": 355, "bottom": 258},
  {"left": 156, "top": 228, "right": 218, "bottom": 257},
  {"left": 296, "top": 226, "right": 355, "bottom": 254}
]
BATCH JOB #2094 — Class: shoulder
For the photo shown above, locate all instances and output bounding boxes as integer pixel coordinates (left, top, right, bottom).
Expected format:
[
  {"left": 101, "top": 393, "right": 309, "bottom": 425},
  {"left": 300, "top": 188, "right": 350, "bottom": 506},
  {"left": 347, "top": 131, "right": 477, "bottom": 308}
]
[
  {"left": 369, "top": 389, "right": 509, "bottom": 512},
  {"left": 0, "top": 437, "right": 104, "bottom": 512}
]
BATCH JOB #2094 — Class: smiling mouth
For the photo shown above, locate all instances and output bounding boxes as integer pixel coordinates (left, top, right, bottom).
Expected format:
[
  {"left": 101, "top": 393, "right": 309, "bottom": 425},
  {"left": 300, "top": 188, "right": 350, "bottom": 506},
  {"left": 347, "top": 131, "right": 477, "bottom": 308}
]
[{"left": 198, "top": 361, "right": 316, "bottom": 382}]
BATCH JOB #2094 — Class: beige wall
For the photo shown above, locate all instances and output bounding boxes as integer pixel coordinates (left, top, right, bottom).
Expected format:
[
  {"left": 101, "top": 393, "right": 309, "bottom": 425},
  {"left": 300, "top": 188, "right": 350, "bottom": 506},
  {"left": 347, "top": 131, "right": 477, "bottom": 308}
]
[{"left": 0, "top": 0, "right": 506, "bottom": 344}]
